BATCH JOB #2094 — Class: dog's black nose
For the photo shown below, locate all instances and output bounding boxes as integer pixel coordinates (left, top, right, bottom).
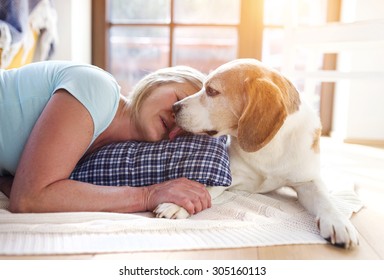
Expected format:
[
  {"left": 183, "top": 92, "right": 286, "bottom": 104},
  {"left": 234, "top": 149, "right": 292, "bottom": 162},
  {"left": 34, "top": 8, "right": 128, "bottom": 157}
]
[{"left": 173, "top": 102, "right": 182, "bottom": 114}]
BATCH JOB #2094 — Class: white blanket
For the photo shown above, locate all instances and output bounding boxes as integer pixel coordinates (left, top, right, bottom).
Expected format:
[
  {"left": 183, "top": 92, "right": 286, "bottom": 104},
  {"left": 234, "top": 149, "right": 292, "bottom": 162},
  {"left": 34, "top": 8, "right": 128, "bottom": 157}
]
[{"left": 0, "top": 170, "right": 362, "bottom": 255}]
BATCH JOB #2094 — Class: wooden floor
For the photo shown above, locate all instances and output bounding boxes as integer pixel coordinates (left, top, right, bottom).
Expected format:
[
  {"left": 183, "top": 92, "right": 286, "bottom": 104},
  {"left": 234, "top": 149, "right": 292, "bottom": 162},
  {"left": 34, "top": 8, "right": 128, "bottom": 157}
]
[{"left": 1, "top": 137, "right": 383, "bottom": 260}]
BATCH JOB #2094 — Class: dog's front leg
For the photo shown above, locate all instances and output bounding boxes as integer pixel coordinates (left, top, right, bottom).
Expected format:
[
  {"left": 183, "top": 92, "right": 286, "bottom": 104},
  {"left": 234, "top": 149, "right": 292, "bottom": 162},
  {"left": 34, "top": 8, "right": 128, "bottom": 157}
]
[
  {"left": 292, "top": 180, "right": 359, "bottom": 249},
  {"left": 154, "top": 202, "right": 190, "bottom": 219}
]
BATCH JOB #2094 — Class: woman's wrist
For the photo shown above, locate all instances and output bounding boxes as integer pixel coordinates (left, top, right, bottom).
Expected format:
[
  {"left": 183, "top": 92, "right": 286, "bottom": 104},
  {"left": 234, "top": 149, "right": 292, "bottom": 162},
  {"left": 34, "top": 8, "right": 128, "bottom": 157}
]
[
  {"left": 126, "top": 185, "right": 151, "bottom": 212},
  {"left": 141, "top": 186, "right": 151, "bottom": 212}
]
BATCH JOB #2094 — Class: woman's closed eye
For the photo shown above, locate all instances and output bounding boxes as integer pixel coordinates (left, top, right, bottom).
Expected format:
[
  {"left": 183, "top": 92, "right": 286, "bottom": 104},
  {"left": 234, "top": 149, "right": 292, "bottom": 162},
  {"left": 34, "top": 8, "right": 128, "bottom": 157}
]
[{"left": 173, "top": 90, "right": 181, "bottom": 102}]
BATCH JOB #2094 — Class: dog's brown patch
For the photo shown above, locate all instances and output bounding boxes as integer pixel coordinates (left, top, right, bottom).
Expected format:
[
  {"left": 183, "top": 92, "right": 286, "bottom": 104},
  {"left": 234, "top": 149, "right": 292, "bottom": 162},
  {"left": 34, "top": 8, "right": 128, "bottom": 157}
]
[
  {"left": 238, "top": 78, "right": 287, "bottom": 152},
  {"left": 312, "top": 128, "right": 322, "bottom": 153},
  {"left": 272, "top": 74, "right": 301, "bottom": 114}
]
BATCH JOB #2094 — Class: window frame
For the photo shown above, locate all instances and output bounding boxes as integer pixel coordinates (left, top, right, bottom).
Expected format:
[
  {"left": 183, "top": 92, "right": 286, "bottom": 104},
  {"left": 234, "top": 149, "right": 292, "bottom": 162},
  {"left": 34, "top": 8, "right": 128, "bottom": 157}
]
[{"left": 92, "top": 0, "right": 264, "bottom": 70}]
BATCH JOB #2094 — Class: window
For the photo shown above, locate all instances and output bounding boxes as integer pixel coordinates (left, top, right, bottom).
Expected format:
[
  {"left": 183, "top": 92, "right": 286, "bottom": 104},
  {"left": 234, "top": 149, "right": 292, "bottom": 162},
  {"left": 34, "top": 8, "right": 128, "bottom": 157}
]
[
  {"left": 92, "top": 0, "right": 262, "bottom": 94},
  {"left": 92, "top": 0, "right": 339, "bottom": 133}
]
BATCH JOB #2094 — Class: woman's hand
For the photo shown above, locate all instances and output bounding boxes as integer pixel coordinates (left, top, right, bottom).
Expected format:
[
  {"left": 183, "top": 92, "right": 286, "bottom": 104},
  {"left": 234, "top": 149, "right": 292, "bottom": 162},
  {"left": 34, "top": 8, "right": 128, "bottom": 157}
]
[{"left": 144, "top": 178, "right": 211, "bottom": 215}]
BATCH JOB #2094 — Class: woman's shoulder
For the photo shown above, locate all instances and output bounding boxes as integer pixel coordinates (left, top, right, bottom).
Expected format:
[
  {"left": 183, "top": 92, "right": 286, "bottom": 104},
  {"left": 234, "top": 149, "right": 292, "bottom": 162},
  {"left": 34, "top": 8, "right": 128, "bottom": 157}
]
[{"left": 49, "top": 61, "right": 121, "bottom": 139}]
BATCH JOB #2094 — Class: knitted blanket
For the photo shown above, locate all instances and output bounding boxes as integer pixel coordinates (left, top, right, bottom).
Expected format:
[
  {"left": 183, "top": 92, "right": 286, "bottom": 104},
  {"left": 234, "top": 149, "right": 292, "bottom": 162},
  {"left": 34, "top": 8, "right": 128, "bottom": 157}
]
[{"left": 0, "top": 170, "right": 362, "bottom": 255}]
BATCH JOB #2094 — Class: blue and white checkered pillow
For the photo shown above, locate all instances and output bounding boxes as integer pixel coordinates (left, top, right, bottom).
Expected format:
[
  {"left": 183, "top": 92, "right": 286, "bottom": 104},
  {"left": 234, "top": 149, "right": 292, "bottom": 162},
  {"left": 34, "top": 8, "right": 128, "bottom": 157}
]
[{"left": 70, "top": 135, "right": 232, "bottom": 187}]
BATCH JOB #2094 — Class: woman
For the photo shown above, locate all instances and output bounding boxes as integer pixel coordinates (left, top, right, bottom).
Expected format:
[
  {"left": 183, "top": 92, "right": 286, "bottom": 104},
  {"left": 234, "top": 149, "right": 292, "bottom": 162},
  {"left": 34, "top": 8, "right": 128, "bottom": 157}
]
[{"left": 0, "top": 61, "right": 210, "bottom": 214}]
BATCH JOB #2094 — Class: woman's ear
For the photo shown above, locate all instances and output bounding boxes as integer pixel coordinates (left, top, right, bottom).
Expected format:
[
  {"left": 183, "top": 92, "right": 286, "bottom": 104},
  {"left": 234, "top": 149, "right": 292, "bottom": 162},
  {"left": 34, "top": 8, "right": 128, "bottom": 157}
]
[{"left": 237, "top": 78, "right": 287, "bottom": 152}]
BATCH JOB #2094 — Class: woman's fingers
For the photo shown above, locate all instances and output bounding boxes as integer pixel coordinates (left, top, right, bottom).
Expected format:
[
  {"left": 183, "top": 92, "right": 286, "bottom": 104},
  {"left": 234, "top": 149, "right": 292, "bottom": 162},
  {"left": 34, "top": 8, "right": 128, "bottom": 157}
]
[
  {"left": 174, "top": 178, "right": 211, "bottom": 214},
  {"left": 145, "top": 177, "right": 211, "bottom": 214}
]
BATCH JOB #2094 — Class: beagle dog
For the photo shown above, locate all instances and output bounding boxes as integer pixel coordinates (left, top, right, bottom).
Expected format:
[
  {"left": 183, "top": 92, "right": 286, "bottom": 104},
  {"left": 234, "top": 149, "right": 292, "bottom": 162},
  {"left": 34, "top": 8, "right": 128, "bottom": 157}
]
[{"left": 154, "top": 58, "right": 359, "bottom": 249}]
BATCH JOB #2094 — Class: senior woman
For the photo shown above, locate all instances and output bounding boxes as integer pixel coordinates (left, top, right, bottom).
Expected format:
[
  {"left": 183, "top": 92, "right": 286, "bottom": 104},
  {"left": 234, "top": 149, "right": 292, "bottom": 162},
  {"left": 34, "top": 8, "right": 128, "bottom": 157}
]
[{"left": 0, "top": 61, "right": 210, "bottom": 214}]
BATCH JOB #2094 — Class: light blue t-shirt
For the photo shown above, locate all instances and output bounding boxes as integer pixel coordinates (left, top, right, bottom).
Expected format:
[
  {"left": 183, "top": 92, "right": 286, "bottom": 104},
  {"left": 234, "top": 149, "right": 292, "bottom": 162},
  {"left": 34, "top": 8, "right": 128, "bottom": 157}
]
[{"left": 0, "top": 61, "right": 120, "bottom": 176}]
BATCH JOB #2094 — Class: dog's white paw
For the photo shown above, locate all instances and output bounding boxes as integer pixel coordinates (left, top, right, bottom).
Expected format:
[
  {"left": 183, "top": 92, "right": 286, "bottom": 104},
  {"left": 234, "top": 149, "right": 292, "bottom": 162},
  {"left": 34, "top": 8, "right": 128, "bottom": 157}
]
[
  {"left": 317, "top": 215, "right": 359, "bottom": 249},
  {"left": 154, "top": 203, "right": 190, "bottom": 219}
]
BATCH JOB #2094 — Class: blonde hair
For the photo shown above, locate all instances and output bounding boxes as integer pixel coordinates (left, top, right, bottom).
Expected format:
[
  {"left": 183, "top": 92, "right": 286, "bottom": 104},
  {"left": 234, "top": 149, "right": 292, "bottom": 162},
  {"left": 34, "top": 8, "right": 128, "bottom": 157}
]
[{"left": 128, "top": 66, "right": 206, "bottom": 120}]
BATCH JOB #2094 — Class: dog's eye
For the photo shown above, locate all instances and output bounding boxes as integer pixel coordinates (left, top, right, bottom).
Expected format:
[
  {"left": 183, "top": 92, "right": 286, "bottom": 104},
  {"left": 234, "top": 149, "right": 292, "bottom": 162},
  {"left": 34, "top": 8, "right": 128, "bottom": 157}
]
[{"left": 206, "top": 86, "right": 220, "bottom": 97}]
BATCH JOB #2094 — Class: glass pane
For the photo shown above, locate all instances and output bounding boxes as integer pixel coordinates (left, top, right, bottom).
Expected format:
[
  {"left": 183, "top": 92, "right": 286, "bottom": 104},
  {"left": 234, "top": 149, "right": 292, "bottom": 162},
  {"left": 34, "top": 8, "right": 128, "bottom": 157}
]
[
  {"left": 264, "top": 0, "right": 290, "bottom": 25},
  {"left": 109, "top": 27, "right": 170, "bottom": 95},
  {"left": 296, "top": 0, "right": 327, "bottom": 26},
  {"left": 264, "top": 0, "right": 327, "bottom": 26},
  {"left": 263, "top": 28, "right": 323, "bottom": 71},
  {"left": 262, "top": 28, "right": 285, "bottom": 70},
  {"left": 173, "top": 27, "right": 237, "bottom": 74},
  {"left": 108, "top": 0, "right": 170, "bottom": 23},
  {"left": 262, "top": 28, "right": 323, "bottom": 111},
  {"left": 174, "top": 0, "right": 240, "bottom": 24}
]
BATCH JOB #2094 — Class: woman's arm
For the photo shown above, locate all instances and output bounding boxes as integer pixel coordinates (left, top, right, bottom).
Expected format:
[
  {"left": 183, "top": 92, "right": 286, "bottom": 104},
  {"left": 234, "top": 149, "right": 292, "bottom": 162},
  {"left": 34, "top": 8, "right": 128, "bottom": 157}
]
[{"left": 9, "top": 90, "right": 210, "bottom": 214}]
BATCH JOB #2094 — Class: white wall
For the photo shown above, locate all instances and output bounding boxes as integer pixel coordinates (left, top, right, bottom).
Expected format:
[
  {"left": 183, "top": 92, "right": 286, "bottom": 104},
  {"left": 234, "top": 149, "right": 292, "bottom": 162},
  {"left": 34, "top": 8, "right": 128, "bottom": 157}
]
[
  {"left": 50, "top": 0, "right": 91, "bottom": 63},
  {"left": 332, "top": 0, "right": 384, "bottom": 143}
]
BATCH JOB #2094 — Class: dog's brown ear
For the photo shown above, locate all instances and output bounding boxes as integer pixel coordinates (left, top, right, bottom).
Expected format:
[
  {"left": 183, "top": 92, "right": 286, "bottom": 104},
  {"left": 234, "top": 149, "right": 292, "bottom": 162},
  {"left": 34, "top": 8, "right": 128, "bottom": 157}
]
[
  {"left": 274, "top": 76, "right": 301, "bottom": 114},
  {"left": 238, "top": 78, "right": 288, "bottom": 152}
]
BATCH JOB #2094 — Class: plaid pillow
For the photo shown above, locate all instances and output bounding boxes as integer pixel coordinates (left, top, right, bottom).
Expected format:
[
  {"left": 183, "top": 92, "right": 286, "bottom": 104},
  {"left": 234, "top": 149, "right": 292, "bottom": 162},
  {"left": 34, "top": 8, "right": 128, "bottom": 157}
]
[{"left": 70, "top": 135, "right": 232, "bottom": 187}]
